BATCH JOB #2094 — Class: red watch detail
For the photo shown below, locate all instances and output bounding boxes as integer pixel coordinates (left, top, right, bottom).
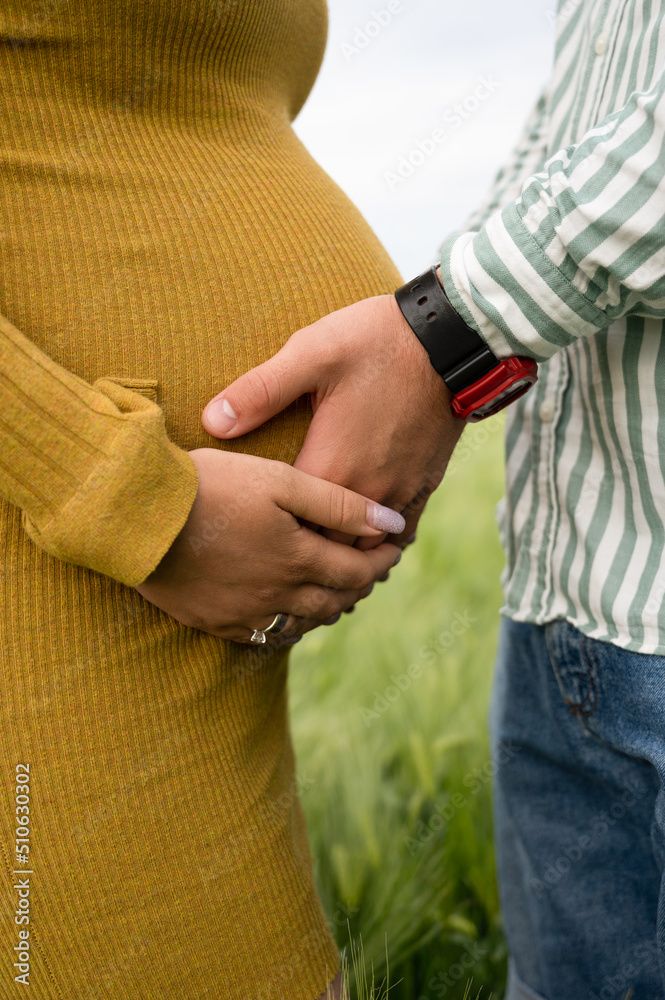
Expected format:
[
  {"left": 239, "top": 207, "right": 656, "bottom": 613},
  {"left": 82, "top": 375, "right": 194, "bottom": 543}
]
[{"left": 452, "top": 357, "right": 539, "bottom": 422}]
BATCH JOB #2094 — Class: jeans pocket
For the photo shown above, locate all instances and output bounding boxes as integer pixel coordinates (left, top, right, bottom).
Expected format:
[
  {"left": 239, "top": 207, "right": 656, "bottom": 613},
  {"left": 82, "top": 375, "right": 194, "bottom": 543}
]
[{"left": 545, "top": 620, "right": 600, "bottom": 719}]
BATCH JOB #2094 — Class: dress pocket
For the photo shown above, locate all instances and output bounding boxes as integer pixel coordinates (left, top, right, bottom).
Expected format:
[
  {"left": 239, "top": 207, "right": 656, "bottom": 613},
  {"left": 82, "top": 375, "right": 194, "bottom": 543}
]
[{"left": 97, "top": 376, "right": 159, "bottom": 403}]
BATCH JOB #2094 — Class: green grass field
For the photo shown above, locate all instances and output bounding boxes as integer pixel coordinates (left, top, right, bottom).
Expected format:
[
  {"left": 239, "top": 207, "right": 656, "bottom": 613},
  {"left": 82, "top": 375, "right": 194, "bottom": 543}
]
[{"left": 289, "top": 416, "right": 508, "bottom": 1000}]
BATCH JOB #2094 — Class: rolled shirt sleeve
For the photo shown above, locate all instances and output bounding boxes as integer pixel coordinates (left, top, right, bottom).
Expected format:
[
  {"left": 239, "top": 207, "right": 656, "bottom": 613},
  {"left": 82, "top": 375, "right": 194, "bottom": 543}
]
[{"left": 440, "top": 68, "right": 665, "bottom": 361}]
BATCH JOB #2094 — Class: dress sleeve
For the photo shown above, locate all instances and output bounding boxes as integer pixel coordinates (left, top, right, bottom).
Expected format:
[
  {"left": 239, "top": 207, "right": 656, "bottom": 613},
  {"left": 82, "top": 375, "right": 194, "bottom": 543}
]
[
  {"left": 0, "top": 310, "right": 199, "bottom": 586},
  {"left": 440, "top": 66, "right": 665, "bottom": 361}
]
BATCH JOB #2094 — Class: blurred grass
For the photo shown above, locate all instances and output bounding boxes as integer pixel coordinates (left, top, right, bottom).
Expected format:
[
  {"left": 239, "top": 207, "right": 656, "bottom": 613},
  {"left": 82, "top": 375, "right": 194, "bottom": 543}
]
[{"left": 289, "top": 415, "right": 508, "bottom": 1000}]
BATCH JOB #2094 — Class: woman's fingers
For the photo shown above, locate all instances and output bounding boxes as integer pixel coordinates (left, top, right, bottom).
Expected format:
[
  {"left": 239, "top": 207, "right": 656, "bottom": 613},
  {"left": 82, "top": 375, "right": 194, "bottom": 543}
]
[
  {"left": 288, "top": 584, "right": 372, "bottom": 621},
  {"left": 207, "top": 615, "right": 320, "bottom": 645},
  {"left": 298, "top": 534, "right": 400, "bottom": 591},
  {"left": 243, "top": 614, "right": 317, "bottom": 644},
  {"left": 246, "top": 612, "right": 312, "bottom": 642},
  {"left": 178, "top": 545, "right": 398, "bottom": 642},
  {"left": 277, "top": 465, "right": 406, "bottom": 539}
]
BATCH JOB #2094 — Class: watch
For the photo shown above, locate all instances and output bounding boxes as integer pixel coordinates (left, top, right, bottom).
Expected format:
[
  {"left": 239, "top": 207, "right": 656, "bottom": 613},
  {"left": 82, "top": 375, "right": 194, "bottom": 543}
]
[{"left": 395, "top": 265, "right": 538, "bottom": 422}]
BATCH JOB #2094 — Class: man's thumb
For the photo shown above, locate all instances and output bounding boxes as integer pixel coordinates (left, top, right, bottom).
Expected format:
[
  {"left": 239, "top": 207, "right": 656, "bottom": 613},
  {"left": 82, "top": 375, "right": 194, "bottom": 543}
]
[{"left": 201, "top": 350, "right": 311, "bottom": 439}]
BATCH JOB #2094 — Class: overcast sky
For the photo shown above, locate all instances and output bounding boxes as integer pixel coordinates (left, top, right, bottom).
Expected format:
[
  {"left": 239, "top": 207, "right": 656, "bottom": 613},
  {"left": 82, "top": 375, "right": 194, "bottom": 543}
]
[{"left": 294, "top": 0, "right": 555, "bottom": 278}]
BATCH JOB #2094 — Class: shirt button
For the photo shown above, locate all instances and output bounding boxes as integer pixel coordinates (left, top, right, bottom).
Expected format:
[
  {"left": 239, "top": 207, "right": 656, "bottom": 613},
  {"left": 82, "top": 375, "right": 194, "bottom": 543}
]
[
  {"left": 539, "top": 400, "right": 555, "bottom": 423},
  {"left": 595, "top": 32, "right": 608, "bottom": 56}
]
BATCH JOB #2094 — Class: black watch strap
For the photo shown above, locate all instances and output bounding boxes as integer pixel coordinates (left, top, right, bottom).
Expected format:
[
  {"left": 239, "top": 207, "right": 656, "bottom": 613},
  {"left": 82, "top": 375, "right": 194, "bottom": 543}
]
[{"left": 395, "top": 265, "right": 499, "bottom": 393}]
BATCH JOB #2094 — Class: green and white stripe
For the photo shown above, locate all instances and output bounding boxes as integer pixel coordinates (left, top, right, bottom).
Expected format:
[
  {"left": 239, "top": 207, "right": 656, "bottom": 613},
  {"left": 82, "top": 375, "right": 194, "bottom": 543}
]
[{"left": 440, "top": 0, "right": 665, "bottom": 653}]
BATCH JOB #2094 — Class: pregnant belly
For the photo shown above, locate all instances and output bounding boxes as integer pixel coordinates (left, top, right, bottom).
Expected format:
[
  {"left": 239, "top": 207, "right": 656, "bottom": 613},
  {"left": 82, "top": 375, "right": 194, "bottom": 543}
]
[{"left": 0, "top": 121, "right": 401, "bottom": 463}]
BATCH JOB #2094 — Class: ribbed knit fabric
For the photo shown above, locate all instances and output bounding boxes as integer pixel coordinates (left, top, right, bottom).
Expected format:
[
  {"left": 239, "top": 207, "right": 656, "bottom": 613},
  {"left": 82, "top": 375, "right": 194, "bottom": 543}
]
[{"left": 0, "top": 2, "right": 401, "bottom": 997}]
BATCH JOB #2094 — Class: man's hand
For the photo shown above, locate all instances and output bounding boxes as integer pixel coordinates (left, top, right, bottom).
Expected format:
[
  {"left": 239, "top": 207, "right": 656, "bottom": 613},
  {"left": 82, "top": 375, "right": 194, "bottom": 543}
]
[{"left": 200, "top": 290, "right": 464, "bottom": 548}]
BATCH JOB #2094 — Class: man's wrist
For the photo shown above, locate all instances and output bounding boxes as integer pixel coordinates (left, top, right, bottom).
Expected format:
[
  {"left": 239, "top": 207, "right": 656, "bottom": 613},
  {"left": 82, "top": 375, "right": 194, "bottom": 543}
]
[{"left": 394, "top": 265, "right": 538, "bottom": 421}]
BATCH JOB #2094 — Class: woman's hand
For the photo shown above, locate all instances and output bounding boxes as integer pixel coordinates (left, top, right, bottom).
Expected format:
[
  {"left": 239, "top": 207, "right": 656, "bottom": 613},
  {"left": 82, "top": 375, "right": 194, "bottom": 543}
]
[{"left": 134, "top": 448, "right": 404, "bottom": 643}]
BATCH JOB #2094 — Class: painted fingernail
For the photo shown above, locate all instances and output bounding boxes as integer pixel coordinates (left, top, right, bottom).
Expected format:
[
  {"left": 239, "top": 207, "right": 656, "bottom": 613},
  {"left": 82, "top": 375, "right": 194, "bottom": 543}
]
[
  {"left": 324, "top": 614, "right": 342, "bottom": 626},
  {"left": 204, "top": 397, "right": 237, "bottom": 434},
  {"left": 393, "top": 550, "right": 402, "bottom": 566},
  {"left": 367, "top": 503, "right": 406, "bottom": 535},
  {"left": 284, "top": 637, "right": 302, "bottom": 646},
  {"left": 406, "top": 533, "right": 417, "bottom": 545},
  {"left": 379, "top": 572, "right": 390, "bottom": 583},
  {"left": 344, "top": 605, "right": 356, "bottom": 614}
]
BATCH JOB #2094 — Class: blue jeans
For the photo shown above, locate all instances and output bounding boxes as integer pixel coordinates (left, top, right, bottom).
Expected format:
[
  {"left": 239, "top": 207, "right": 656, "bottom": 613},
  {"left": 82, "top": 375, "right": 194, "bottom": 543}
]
[{"left": 490, "top": 618, "right": 665, "bottom": 1000}]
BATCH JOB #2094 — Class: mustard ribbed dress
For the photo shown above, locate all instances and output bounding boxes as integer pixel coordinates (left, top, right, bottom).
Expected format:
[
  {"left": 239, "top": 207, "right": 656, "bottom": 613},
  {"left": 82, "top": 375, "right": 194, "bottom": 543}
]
[{"left": 0, "top": 1, "right": 401, "bottom": 997}]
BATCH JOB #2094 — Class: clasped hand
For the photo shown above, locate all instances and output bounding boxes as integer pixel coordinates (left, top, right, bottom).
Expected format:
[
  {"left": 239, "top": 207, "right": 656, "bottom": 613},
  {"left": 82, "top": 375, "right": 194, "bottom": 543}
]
[
  {"left": 135, "top": 449, "right": 404, "bottom": 643},
  {"left": 202, "top": 292, "right": 463, "bottom": 551},
  {"left": 137, "top": 289, "right": 462, "bottom": 643}
]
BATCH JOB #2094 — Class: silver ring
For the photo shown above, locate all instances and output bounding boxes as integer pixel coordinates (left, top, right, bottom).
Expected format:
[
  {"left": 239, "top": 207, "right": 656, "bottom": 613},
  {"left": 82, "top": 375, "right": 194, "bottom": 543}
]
[{"left": 250, "top": 613, "right": 289, "bottom": 644}]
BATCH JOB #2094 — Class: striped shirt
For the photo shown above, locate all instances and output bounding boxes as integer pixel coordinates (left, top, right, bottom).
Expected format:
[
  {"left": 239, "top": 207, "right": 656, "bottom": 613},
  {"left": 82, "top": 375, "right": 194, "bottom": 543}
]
[{"left": 439, "top": 0, "right": 665, "bottom": 654}]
